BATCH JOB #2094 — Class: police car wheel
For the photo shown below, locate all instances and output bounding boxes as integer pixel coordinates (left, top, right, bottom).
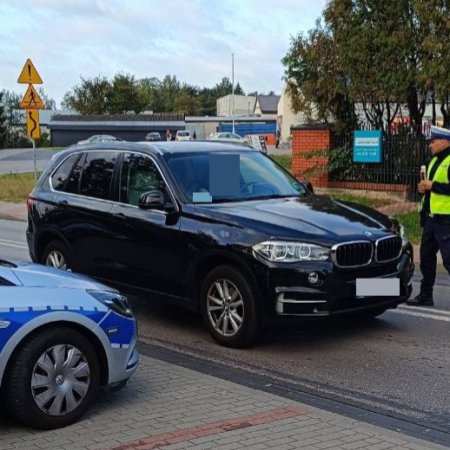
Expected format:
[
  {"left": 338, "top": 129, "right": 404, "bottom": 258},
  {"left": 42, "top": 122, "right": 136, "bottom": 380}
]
[{"left": 4, "top": 327, "right": 100, "bottom": 429}]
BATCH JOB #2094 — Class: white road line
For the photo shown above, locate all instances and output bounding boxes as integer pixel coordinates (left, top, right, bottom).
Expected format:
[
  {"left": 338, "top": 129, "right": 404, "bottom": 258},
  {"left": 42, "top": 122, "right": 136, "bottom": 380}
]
[
  {"left": 0, "top": 239, "right": 27, "bottom": 249},
  {"left": 399, "top": 304, "right": 450, "bottom": 317},
  {"left": 389, "top": 308, "right": 450, "bottom": 323}
]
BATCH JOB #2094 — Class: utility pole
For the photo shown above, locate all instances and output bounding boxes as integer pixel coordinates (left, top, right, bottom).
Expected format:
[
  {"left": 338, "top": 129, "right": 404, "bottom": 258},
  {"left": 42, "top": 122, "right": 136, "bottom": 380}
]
[{"left": 231, "top": 52, "right": 235, "bottom": 134}]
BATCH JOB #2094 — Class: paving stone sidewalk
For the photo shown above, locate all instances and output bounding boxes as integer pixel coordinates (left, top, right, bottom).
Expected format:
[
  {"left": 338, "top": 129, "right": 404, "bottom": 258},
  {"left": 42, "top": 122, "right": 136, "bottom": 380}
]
[{"left": 0, "top": 353, "right": 446, "bottom": 450}]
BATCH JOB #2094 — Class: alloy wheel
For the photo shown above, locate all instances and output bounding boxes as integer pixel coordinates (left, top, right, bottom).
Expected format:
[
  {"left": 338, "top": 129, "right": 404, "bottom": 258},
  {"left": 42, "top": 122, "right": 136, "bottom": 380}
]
[
  {"left": 206, "top": 279, "right": 244, "bottom": 337},
  {"left": 45, "top": 250, "right": 68, "bottom": 270}
]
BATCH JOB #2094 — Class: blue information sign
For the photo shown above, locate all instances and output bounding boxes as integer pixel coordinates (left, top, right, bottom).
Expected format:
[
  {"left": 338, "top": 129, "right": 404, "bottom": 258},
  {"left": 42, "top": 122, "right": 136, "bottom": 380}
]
[{"left": 353, "top": 130, "right": 382, "bottom": 163}]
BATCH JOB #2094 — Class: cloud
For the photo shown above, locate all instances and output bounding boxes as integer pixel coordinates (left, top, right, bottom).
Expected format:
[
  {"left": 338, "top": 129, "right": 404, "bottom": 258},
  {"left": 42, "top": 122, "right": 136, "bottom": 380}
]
[{"left": 0, "top": 0, "right": 326, "bottom": 106}]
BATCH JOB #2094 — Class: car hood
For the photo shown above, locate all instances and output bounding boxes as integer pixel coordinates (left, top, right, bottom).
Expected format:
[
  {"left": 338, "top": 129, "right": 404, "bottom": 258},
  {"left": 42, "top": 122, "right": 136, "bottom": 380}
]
[
  {"left": 8, "top": 261, "right": 116, "bottom": 291},
  {"left": 193, "top": 195, "right": 396, "bottom": 244}
]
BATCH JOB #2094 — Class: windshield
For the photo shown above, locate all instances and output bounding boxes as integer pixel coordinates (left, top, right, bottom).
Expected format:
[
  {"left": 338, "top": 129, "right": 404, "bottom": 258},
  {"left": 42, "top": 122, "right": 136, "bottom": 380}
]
[
  {"left": 164, "top": 151, "right": 307, "bottom": 203},
  {"left": 177, "top": 131, "right": 190, "bottom": 136}
]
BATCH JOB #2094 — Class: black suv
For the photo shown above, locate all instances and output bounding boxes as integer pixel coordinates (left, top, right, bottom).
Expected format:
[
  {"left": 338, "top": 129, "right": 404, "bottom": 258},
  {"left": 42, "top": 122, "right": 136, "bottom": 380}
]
[{"left": 27, "top": 141, "right": 414, "bottom": 347}]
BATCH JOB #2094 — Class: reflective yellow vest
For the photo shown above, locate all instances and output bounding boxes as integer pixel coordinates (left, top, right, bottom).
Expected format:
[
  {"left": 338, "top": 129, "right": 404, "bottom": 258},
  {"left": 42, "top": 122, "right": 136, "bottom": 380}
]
[{"left": 427, "top": 153, "right": 450, "bottom": 214}]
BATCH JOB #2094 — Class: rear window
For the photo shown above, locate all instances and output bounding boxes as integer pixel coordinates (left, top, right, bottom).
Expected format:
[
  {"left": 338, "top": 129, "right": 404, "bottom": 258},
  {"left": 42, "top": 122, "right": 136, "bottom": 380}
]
[
  {"left": 177, "top": 131, "right": 190, "bottom": 136},
  {"left": 79, "top": 151, "right": 118, "bottom": 200}
]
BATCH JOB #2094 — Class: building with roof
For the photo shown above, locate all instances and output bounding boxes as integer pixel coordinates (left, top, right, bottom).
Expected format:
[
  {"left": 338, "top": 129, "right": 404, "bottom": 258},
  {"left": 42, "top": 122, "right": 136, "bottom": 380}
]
[
  {"left": 48, "top": 113, "right": 185, "bottom": 146},
  {"left": 254, "top": 95, "right": 280, "bottom": 117}
]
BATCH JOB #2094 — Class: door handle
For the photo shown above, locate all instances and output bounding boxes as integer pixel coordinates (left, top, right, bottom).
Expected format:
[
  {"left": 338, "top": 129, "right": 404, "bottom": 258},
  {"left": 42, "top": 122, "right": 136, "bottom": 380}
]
[{"left": 114, "top": 212, "right": 127, "bottom": 219}]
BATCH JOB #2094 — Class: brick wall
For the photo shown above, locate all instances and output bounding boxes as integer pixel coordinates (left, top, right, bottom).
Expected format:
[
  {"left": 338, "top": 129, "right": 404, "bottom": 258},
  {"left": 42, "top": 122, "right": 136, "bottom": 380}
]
[{"left": 291, "top": 126, "right": 331, "bottom": 187}]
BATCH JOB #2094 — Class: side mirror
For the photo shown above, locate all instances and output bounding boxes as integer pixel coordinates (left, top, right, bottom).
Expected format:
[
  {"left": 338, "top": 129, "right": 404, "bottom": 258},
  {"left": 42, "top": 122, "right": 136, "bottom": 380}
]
[
  {"left": 297, "top": 179, "right": 314, "bottom": 194},
  {"left": 138, "top": 190, "right": 165, "bottom": 210}
]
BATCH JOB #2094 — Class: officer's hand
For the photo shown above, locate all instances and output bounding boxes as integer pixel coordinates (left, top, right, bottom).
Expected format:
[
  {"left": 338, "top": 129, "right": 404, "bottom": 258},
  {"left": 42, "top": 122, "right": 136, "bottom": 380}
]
[{"left": 418, "top": 180, "right": 433, "bottom": 192}]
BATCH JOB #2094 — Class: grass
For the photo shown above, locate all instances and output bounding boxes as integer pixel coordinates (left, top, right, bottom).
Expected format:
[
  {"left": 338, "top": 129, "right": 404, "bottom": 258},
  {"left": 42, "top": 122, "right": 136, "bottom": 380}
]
[
  {"left": 394, "top": 212, "right": 421, "bottom": 245},
  {"left": 0, "top": 172, "right": 38, "bottom": 202},
  {"left": 270, "top": 155, "right": 291, "bottom": 171},
  {"left": 329, "top": 193, "right": 392, "bottom": 209}
]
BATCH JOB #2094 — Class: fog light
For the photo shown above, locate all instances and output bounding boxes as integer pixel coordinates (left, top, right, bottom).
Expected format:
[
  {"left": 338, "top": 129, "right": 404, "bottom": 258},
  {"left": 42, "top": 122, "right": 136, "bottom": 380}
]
[{"left": 308, "top": 272, "right": 320, "bottom": 285}]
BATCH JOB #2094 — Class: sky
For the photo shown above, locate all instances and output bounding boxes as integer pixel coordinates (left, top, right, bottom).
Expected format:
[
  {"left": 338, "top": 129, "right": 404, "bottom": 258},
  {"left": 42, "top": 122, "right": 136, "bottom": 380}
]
[{"left": 0, "top": 0, "right": 327, "bottom": 108}]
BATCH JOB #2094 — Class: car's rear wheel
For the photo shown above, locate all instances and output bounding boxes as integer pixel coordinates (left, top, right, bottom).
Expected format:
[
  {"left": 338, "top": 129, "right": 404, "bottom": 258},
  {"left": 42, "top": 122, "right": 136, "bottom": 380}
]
[
  {"left": 4, "top": 328, "right": 100, "bottom": 429},
  {"left": 42, "top": 240, "right": 71, "bottom": 271},
  {"left": 201, "top": 265, "right": 260, "bottom": 348}
]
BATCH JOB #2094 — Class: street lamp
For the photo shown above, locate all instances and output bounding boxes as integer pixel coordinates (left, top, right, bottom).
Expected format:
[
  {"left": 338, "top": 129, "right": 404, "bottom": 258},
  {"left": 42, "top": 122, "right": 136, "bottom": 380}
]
[{"left": 231, "top": 52, "right": 235, "bottom": 134}]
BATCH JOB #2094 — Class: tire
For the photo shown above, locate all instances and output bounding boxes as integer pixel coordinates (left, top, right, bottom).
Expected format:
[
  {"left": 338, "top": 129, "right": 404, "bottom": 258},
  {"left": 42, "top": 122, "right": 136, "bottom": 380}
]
[
  {"left": 4, "top": 328, "right": 100, "bottom": 429},
  {"left": 42, "top": 240, "right": 72, "bottom": 271},
  {"left": 200, "top": 265, "right": 260, "bottom": 348}
]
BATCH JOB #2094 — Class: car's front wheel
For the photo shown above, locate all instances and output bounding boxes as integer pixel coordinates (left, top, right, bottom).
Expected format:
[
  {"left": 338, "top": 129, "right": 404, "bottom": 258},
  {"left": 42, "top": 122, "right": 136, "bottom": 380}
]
[
  {"left": 42, "top": 240, "right": 72, "bottom": 271},
  {"left": 4, "top": 328, "right": 100, "bottom": 429},
  {"left": 201, "top": 265, "right": 260, "bottom": 348}
]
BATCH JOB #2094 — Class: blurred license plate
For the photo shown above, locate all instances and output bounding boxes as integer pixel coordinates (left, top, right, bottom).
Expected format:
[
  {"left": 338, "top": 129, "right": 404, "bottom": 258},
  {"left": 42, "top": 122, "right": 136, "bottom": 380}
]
[{"left": 356, "top": 278, "right": 400, "bottom": 297}]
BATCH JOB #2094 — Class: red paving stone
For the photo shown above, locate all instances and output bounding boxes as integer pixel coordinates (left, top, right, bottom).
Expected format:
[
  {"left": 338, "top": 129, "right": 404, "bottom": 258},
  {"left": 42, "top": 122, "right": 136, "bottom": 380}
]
[{"left": 107, "top": 406, "right": 307, "bottom": 450}]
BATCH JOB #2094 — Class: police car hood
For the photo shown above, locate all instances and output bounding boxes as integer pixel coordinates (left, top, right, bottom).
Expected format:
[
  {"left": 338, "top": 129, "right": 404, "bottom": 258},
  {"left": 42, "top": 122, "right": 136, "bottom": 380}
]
[{"left": 4, "top": 261, "right": 115, "bottom": 291}]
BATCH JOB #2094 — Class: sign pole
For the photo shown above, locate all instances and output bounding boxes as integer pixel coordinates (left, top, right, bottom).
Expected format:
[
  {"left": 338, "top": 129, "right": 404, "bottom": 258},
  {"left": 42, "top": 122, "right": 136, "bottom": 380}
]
[{"left": 32, "top": 138, "right": 37, "bottom": 182}]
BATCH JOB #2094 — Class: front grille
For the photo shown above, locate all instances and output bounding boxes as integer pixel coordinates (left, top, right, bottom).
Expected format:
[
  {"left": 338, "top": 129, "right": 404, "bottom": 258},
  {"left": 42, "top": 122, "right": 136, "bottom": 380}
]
[
  {"left": 376, "top": 235, "right": 402, "bottom": 262},
  {"left": 332, "top": 241, "right": 372, "bottom": 268}
]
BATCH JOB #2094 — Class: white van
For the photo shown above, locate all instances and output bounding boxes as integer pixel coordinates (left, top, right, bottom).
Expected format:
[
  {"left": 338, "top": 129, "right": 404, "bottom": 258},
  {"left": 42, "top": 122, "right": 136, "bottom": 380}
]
[{"left": 175, "top": 130, "right": 192, "bottom": 141}]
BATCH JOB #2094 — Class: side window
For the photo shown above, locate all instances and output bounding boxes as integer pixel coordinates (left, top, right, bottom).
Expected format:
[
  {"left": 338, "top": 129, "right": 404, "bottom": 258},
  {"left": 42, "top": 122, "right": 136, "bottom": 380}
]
[
  {"left": 120, "top": 153, "right": 167, "bottom": 206},
  {"left": 51, "top": 153, "right": 81, "bottom": 191},
  {"left": 65, "top": 153, "right": 85, "bottom": 194},
  {"left": 80, "top": 151, "right": 118, "bottom": 200}
]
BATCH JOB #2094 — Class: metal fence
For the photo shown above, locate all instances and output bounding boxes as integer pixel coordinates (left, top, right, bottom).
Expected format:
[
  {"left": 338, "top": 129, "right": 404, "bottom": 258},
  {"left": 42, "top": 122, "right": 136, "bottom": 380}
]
[{"left": 329, "top": 129, "right": 429, "bottom": 201}]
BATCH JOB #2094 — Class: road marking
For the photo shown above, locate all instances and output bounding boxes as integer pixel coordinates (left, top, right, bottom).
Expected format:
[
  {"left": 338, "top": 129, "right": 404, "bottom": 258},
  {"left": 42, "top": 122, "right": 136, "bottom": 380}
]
[
  {"left": 389, "top": 308, "right": 450, "bottom": 323},
  {"left": 399, "top": 304, "right": 450, "bottom": 317},
  {"left": 107, "top": 406, "right": 307, "bottom": 450},
  {"left": 0, "top": 239, "right": 27, "bottom": 249}
]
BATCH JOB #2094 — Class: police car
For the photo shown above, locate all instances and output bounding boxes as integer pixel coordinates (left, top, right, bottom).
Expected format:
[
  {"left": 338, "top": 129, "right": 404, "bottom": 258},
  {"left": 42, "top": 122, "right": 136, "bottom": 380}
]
[{"left": 0, "top": 259, "right": 138, "bottom": 429}]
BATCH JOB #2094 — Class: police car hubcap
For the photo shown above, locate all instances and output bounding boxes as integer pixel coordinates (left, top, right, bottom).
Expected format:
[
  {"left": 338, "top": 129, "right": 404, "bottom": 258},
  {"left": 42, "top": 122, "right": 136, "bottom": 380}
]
[{"left": 31, "top": 344, "right": 91, "bottom": 416}]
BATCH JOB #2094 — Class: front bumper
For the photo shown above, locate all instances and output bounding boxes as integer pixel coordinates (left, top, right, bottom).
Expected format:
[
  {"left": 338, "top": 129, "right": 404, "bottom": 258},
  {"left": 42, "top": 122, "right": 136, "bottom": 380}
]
[{"left": 258, "top": 249, "right": 414, "bottom": 318}]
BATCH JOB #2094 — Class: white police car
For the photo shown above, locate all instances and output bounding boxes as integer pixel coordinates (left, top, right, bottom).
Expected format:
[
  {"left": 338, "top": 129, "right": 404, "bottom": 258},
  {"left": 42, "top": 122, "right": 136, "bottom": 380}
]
[{"left": 0, "top": 259, "right": 138, "bottom": 429}]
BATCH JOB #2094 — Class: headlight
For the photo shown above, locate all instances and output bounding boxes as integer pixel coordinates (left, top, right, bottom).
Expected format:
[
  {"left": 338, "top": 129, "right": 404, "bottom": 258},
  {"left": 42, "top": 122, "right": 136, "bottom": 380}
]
[
  {"left": 253, "top": 241, "right": 330, "bottom": 263},
  {"left": 87, "top": 290, "right": 133, "bottom": 318},
  {"left": 399, "top": 224, "right": 408, "bottom": 247}
]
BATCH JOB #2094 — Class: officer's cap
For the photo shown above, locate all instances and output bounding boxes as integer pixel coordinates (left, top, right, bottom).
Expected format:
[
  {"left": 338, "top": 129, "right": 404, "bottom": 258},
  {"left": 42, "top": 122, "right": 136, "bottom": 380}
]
[{"left": 425, "top": 125, "right": 450, "bottom": 142}]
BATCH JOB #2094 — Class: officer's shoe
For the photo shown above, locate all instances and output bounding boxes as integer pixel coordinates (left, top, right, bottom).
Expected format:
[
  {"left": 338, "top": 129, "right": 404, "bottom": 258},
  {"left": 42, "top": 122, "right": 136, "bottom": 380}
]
[{"left": 406, "top": 293, "right": 434, "bottom": 307}]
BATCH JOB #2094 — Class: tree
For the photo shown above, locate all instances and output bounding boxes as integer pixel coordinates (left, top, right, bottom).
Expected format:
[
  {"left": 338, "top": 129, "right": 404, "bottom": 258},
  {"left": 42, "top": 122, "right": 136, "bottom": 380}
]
[
  {"left": 283, "top": 0, "right": 449, "bottom": 135},
  {"left": 107, "top": 73, "right": 145, "bottom": 114},
  {"left": 0, "top": 90, "right": 22, "bottom": 125},
  {"left": 0, "top": 92, "right": 7, "bottom": 148},
  {"left": 62, "top": 76, "right": 111, "bottom": 115},
  {"left": 37, "top": 88, "right": 57, "bottom": 110}
]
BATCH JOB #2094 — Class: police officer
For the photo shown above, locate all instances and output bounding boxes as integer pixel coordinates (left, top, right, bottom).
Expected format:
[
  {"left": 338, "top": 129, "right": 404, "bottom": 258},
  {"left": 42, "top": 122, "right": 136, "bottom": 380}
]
[{"left": 407, "top": 125, "right": 450, "bottom": 306}]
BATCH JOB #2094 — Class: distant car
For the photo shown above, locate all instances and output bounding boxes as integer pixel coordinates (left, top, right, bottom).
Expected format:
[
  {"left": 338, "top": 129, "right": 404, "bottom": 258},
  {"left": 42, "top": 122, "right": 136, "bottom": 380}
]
[
  {"left": 209, "top": 132, "right": 244, "bottom": 143},
  {"left": 175, "top": 130, "right": 192, "bottom": 141},
  {"left": 0, "top": 259, "right": 138, "bottom": 429},
  {"left": 145, "top": 132, "right": 162, "bottom": 141},
  {"left": 77, "top": 135, "right": 124, "bottom": 145}
]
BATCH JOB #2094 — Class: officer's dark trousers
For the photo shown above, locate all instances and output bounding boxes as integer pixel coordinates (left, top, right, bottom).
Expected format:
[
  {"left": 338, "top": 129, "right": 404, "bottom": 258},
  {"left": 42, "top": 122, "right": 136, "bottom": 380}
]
[{"left": 420, "top": 216, "right": 450, "bottom": 296}]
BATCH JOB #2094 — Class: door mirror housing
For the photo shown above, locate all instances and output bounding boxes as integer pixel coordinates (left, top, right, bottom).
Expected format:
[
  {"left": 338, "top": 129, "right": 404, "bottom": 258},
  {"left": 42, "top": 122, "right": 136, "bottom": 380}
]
[{"left": 138, "top": 190, "right": 165, "bottom": 210}]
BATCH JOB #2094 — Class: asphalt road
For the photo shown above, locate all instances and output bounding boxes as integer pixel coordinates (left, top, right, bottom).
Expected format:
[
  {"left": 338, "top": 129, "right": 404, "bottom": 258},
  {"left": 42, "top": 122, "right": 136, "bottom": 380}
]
[
  {"left": 1, "top": 218, "right": 449, "bottom": 445},
  {"left": 0, "top": 148, "right": 57, "bottom": 174}
]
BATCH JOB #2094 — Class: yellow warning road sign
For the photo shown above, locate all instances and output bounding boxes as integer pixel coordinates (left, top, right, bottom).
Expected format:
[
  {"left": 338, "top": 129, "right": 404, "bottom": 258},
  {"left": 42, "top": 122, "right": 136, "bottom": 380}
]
[
  {"left": 18, "top": 58, "right": 43, "bottom": 84},
  {"left": 20, "top": 85, "right": 45, "bottom": 110},
  {"left": 26, "top": 110, "right": 41, "bottom": 139}
]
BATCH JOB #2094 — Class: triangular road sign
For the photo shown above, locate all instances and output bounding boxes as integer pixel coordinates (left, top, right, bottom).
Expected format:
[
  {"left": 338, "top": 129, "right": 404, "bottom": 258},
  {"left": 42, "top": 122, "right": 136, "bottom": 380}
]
[
  {"left": 18, "top": 58, "right": 43, "bottom": 84},
  {"left": 20, "top": 85, "right": 45, "bottom": 109}
]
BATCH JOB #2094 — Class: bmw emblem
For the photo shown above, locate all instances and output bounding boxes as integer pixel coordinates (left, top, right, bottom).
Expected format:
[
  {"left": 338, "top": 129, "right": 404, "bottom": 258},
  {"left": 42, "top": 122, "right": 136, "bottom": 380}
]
[{"left": 364, "top": 231, "right": 373, "bottom": 237}]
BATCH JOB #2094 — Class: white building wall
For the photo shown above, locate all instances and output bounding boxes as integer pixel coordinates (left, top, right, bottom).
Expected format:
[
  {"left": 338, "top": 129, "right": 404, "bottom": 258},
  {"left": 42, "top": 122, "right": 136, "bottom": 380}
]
[
  {"left": 277, "top": 84, "right": 306, "bottom": 141},
  {"left": 216, "top": 95, "right": 256, "bottom": 117}
]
